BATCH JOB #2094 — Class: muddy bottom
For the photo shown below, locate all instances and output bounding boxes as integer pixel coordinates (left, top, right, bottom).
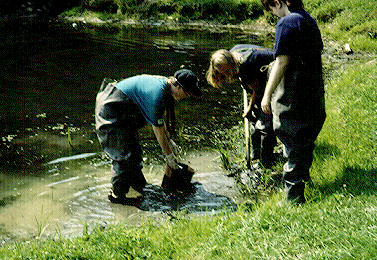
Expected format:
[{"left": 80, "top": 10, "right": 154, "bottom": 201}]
[{"left": 0, "top": 151, "right": 242, "bottom": 244}]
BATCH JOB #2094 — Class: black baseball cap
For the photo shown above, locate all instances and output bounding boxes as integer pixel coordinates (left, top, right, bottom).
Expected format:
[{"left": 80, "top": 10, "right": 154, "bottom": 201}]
[{"left": 174, "top": 69, "right": 201, "bottom": 97}]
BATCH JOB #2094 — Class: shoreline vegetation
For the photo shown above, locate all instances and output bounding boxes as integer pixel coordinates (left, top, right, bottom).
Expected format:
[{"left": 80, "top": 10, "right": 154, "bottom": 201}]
[
  {"left": 1, "top": 0, "right": 377, "bottom": 258},
  {"left": 59, "top": 0, "right": 377, "bottom": 52}
]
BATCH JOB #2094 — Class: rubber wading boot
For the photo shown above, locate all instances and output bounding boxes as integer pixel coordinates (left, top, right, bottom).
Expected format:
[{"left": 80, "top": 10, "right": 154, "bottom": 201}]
[
  {"left": 108, "top": 189, "right": 143, "bottom": 206},
  {"left": 285, "top": 180, "right": 306, "bottom": 204},
  {"left": 108, "top": 189, "right": 126, "bottom": 204},
  {"left": 130, "top": 173, "right": 147, "bottom": 194}
]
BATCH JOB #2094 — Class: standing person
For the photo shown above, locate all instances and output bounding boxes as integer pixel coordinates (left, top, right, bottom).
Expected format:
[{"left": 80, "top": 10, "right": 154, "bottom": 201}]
[
  {"left": 260, "top": 0, "right": 326, "bottom": 203},
  {"left": 207, "top": 44, "right": 277, "bottom": 167},
  {"left": 95, "top": 69, "right": 201, "bottom": 204}
]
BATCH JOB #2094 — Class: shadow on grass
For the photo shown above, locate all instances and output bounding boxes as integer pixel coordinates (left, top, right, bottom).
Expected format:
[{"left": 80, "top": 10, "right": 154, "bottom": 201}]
[
  {"left": 313, "top": 142, "right": 341, "bottom": 162},
  {"left": 311, "top": 142, "right": 377, "bottom": 198},
  {"left": 119, "top": 182, "right": 238, "bottom": 214},
  {"left": 319, "top": 166, "right": 377, "bottom": 196}
]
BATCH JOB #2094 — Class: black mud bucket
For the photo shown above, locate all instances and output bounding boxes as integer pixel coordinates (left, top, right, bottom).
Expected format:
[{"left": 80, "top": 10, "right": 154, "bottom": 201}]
[{"left": 162, "top": 163, "right": 195, "bottom": 194}]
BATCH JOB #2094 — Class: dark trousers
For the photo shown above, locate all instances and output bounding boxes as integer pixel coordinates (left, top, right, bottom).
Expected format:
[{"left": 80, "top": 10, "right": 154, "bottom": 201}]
[
  {"left": 111, "top": 159, "right": 146, "bottom": 195},
  {"left": 250, "top": 110, "right": 277, "bottom": 165},
  {"left": 95, "top": 81, "right": 147, "bottom": 196},
  {"left": 275, "top": 115, "right": 325, "bottom": 186}
]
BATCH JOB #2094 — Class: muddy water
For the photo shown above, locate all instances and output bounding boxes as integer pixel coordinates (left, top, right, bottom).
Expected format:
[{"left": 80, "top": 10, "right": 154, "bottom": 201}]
[
  {"left": 0, "top": 151, "right": 241, "bottom": 243},
  {"left": 0, "top": 18, "right": 272, "bottom": 243}
]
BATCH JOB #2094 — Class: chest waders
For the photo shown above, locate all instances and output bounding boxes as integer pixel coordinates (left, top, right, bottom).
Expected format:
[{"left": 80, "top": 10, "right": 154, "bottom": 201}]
[
  {"left": 95, "top": 79, "right": 147, "bottom": 198},
  {"left": 233, "top": 46, "right": 277, "bottom": 168}
]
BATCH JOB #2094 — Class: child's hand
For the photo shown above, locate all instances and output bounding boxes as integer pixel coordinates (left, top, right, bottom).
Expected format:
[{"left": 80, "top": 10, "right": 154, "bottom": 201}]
[
  {"left": 261, "top": 96, "right": 272, "bottom": 114},
  {"left": 242, "top": 109, "right": 250, "bottom": 118},
  {"left": 166, "top": 153, "right": 179, "bottom": 170},
  {"left": 169, "top": 139, "right": 181, "bottom": 156}
]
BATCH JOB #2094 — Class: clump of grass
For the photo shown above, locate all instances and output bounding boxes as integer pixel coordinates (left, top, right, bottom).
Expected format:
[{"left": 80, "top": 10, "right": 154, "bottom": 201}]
[
  {"left": 35, "top": 209, "right": 52, "bottom": 240},
  {"left": 218, "top": 147, "right": 231, "bottom": 170}
]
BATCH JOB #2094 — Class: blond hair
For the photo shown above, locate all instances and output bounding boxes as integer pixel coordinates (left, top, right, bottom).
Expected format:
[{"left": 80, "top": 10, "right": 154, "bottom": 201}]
[{"left": 206, "top": 49, "right": 239, "bottom": 88}]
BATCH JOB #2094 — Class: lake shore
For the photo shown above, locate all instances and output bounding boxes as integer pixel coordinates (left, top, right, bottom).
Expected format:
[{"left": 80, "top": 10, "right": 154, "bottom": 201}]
[{"left": 61, "top": 14, "right": 275, "bottom": 35}]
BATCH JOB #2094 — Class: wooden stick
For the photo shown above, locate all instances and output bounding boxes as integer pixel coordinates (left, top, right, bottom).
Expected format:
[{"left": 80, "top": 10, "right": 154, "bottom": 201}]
[{"left": 243, "top": 89, "right": 251, "bottom": 169}]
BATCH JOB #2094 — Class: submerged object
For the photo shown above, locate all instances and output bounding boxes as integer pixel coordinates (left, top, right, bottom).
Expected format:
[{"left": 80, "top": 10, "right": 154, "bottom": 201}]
[{"left": 162, "top": 163, "right": 195, "bottom": 194}]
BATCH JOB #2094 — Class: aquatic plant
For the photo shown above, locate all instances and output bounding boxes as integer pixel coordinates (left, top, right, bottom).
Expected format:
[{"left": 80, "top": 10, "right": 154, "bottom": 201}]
[
  {"left": 218, "top": 147, "right": 231, "bottom": 170},
  {"left": 34, "top": 207, "right": 52, "bottom": 239}
]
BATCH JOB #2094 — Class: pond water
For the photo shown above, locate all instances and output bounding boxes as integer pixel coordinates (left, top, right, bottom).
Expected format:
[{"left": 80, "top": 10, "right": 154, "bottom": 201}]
[{"left": 0, "top": 18, "right": 273, "bottom": 243}]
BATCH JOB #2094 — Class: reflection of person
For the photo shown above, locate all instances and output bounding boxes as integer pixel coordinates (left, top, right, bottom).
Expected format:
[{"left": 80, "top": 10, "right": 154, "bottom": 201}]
[
  {"left": 95, "top": 69, "right": 201, "bottom": 203},
  {"left": 207, "top": 45, "right": 277, "bottom": 167},
  {"left": 260, "top": 0, "right": 326, "bottom": 203}
]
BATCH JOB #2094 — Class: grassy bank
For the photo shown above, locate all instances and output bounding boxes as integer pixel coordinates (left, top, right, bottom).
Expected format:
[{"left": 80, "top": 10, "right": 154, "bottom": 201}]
[
  {"left": 2, "top": 194, "right": 376, "bottom": 259},
  {"left": 62, "top": 0, "right": 377, "bottom": 52},
  {"left": 62, "top": 0, "right": 263, "bottom": 24},
  {"left": 1, "top": 57, "right": 376, "bottom": 260},
  {"left": 306, "top": 0, "right": 377, "bottom": 52}
]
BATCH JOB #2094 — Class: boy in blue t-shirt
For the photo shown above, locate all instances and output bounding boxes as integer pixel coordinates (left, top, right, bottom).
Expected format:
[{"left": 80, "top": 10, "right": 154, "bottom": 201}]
[
  {"left": 95, "top": 69, "right": 201, "bottom": 203},
  {"left": 260, "top": 0, "right": 326, "bottom": 203}
]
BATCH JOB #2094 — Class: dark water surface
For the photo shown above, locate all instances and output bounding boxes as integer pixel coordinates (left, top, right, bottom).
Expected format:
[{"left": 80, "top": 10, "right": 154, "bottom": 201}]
[
  {"left": 0, "top": 18, "right": 272, "bottom": 242},
  {"left": 0, "top": 19, "right": 272, "bottom": 169}
]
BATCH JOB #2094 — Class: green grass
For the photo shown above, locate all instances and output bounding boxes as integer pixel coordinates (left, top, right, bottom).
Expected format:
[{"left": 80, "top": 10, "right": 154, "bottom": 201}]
[
  {"left": 313, "top": 61, "right": 377, "bottom": 194},
  {"left": 1, "top": 196, "right": 376, "bottom": 259},
  {"left": 63, "top": 0, "right": 263, "bottom": 24},
  {"left": 307, "top": 0, "right": 377, "bottom": 52},
  {"left": 62, "top": 0, "right": 377, "bottom": 52}
]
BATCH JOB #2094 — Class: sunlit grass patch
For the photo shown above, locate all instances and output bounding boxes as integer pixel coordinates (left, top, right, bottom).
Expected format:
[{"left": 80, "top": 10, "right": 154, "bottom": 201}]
[
  {"left": 312, "top": 61, "right": 377, "bottom": 197},
  {"left": 308, "top": 0, "right": 377, "bottom": 52}
]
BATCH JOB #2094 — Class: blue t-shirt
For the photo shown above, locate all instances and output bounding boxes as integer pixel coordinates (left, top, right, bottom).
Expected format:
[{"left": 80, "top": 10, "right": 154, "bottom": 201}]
[
  {"left": 272, "top": 10, "right": 325, "bottom": 122},
  {"left": 115, "top": 75, "right": 168, "bottom": 126},
  {"left": 274, "top": 10, "right": 323, "bottom": 63}
]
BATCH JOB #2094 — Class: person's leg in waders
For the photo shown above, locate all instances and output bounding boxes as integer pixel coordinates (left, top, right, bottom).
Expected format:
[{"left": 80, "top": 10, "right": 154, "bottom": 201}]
[
  {"left": 251, "top": 129, "right": 261, "bottom": 161},
  {"left": 279, "top": 135, "right": 312, "bottom": 203},
  {"left": 95, "top": 82, "right": 146, "bottom": 203},
  {"left": 276, "top": 119, "right": 324, "bottom": 203},
  {"left": 247, "top": 107, "right": 262, "bottom": 162},
  {"left": 251, "top": 110, "right": 277, "bottom": 167},
  {"left": 108, "top": 127, "right": 146, "bottom": 203},
  {"left": 258, "top": 112, "right": 277, "bottom": 167}
]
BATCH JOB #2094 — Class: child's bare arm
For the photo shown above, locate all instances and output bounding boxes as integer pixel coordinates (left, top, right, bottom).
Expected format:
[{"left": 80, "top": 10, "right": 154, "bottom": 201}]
[
  {"left": 242, "top": 85, "right": 257, "bottom": 118},
  {"left": 261, "top": 55, "right": 289, "bottom": 114}
]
